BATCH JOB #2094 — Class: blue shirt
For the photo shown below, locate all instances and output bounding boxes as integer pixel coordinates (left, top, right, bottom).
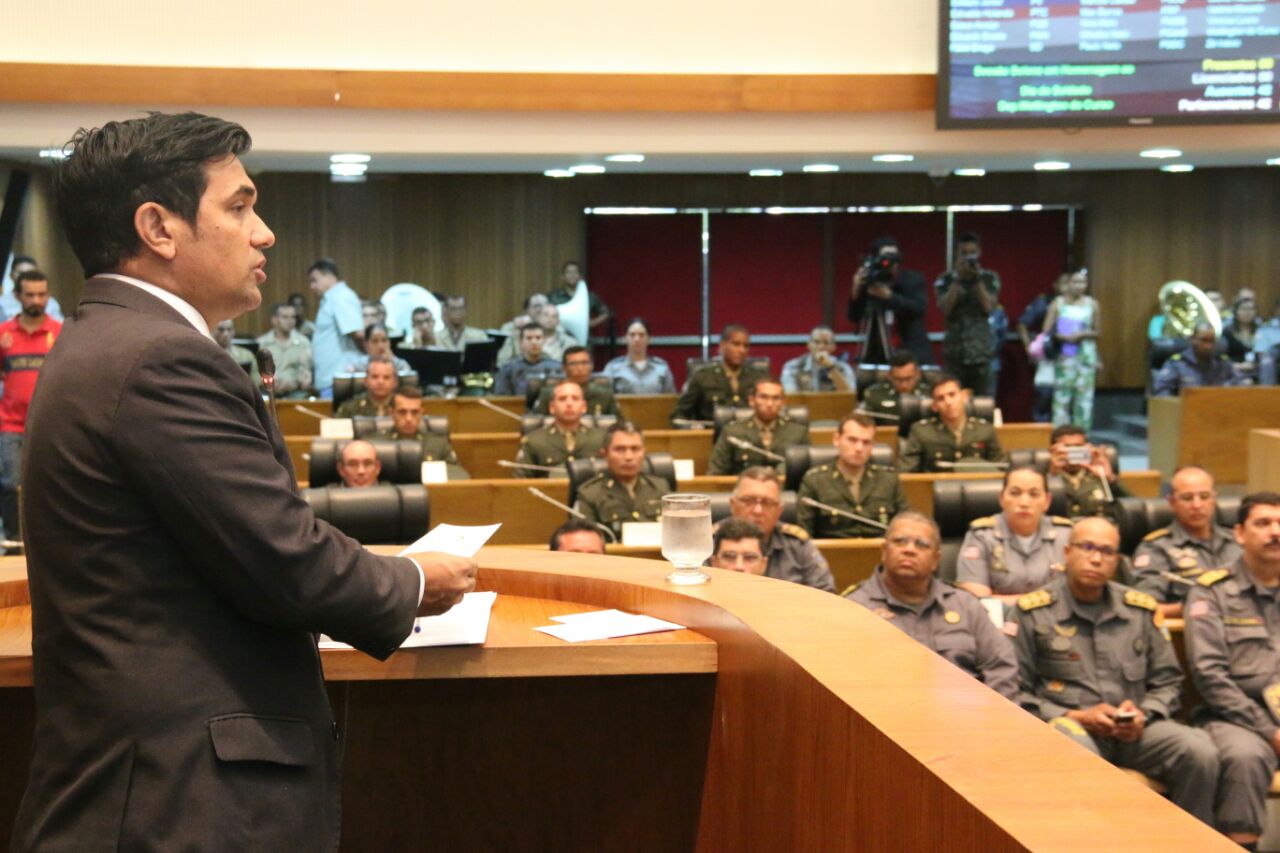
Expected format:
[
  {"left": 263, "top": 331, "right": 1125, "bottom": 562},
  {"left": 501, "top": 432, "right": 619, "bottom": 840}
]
[
  {"left": 312, "top": 281, "right": 363, "bottom": 395},
  {"left": 602, "top": 355, "right": 676, "bottom": 395}
]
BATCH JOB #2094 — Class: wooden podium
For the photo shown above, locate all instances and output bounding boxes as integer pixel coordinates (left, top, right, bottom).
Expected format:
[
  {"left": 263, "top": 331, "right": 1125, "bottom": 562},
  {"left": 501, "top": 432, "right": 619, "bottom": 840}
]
[{"left": 0, "top": 552, "right": 1233, "bottom": 851}]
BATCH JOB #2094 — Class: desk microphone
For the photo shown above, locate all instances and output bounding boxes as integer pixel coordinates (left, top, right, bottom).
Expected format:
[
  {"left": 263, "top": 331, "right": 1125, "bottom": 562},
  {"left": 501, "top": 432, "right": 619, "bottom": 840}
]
[{"left": 256, "top": 349, "right": 279, "bottom": 427}]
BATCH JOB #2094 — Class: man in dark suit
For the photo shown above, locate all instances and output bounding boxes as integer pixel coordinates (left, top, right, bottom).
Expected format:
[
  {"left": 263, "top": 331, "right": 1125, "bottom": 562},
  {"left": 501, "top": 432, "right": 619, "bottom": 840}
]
[
  {"left": 847, "top": 235, "right": 931, "bottom": 366},
  {"left": 12, "top": 112, "right": 476, "bottom": 851}
]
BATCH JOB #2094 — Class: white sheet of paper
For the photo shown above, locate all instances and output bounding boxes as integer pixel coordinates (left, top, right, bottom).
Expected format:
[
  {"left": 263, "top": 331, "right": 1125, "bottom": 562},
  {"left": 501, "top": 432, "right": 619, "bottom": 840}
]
[
  {"left": 421, "top": 460, "right": 449, "bottom": 484},
  {"left": 621, "top": 521, "right": 663, "bottom": 547},
  {"left": 533, "top": 608, "right": 686, "bottom": 642},
  {"left": 980, "top": 596, "right": 1005, "bottom": 629},
  {"left": 320, "top": 590, "right": 498, "bottom": 650},
  {"left": 398, "top": 522, "right": 501, "bottom": 558},
  {"left": 673, "top": 459, "right": 696, "bottom": 481},
  {"left": 319, "top": 418, "right": 354, "bottom": 439}
]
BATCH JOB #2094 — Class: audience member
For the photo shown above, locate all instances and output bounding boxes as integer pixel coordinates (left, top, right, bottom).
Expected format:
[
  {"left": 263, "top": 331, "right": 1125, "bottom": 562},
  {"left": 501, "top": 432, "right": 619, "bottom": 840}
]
[
  {"left": 287, "top": 292, "right": 316, "bottom": 339},
  {"left": 437, "top": 295, "right": 489, "bottom": 352},
  {"left": 728, "top": 467, "right": 835, "bottom": 591},
  {"left": 400, "top": 306, "right": 438, "bottom": 350},
  {"left": 371, "top": 386, "right": 466, "bottom": 477},
  {"left": 335, "top": 356, "right": 399, "bottom": 417},
  {"left": 256, "top": 302, "right": 312, "bottom": 398},
  {"left": 532, "top": 346, "right": 621, "bottom": 416},
  {"left": 1018, "top": 273, "right": 1067, "bottom": 422},
  {"left": 515, "top": 380, "right": 606, "bottom": 478},
  {"left": 708, "top": 518, "right": 767, "bottom": 574},
  {"left": 493, "top": 324, "right": 559, "bottom": 397},
  {"left": 708, "top": 379, "right": 809, "bottom": 476},
  {"left": 1153, "top": 323, "right": 1237, "bottom": 396},
  {"left": 603, "top": 318, "right": 676, "bottom": 394},
  {"left": 899, "top": 375, "right": 1005, "bottom": 473},
  {"left": 496, "top": 294, "right": 549, "bottom": 366},
  {"left": 212, "top": 319, "right": 260, "bottom": 384},
  {"left": 4, "top": 255, "right": 64, "bottom": 322},
  {"left": 860, "top": 350, "right": 932, "bottom": 423},
  {"left": 548, "top": 261, "right": 610, "bottom": 332},
  {"left": 797, "top": 413, "right": 907, "bottom": 538},
  {"left": 1043, "top": 268, "right": 1100, "bottom": 429},
  {"left": 361, "top": 300, "right": 382, "bottom": 333},
  {"left": 1047, "top": 425, "right": 1127, "bottom": 524},
  {"left": 0, "top": 269, "right": 61, "bottom": 542},
  {"left": 671, "top": 324, "right": 768, "bottom": 424},
  {"left": 956, "top": 466, "right": 1070, "bottom": 603},
  {"left": 334, "top": 440, "right": 382, "bottom": 488},
  {"left": 846, "top": 511, "right": 1017, "bottom": 701},
  {"left": 536, "top": 303, "right": 579, "bottom": 363},
  {"left": 847, "top": 236, "right": 930, "bottom": 365},
  {"left": 308, "top": 258, "right": 364, "bottom": 399},
  {"left": 1185, "top": 492, "right": 1280, "bottom": 847},
  {"left": 573, "top": 422, "right": 665, "bottom": 537},
  {"left": 1132, "top": 465, "right": 1240, "bottom": 618},
  {"left": 1011, "top": 517, "right": 1218, "bottom": 826},
  {"left": 936, "top": 232, "right": 1000, "bottom": 394},
  {"left": 549, "top": 518, "right": 606, "bottom": 554},
  {"left": 347, "top": 323, "right": 411, "bottom": 373},
  {"left": 1223, "top": 296, "right": 1260, "bottom": 363},
  {"left": 781, "top": 326, "right": 855, "bottom": 393}
]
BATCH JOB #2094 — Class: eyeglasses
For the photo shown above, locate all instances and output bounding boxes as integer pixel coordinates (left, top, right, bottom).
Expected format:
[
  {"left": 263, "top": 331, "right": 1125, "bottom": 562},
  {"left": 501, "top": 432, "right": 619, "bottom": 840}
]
[
  {"left": 887, "top": 535, "right": 935, "bottom": 551},
  {"left": 731, "top": 497, "right": 780, "bottom": 510},
  {"left": 1072, "top": 541, "right": 1119, "bottom": 559},
  {"left": 717, "top": 551, "right": 762, "bottom": 564}
]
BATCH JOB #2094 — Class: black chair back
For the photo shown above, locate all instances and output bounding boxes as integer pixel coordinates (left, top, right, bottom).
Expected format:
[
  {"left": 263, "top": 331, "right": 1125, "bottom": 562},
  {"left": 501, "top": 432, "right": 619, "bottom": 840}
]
[
  {"left": 1115, "top": 495, "right": 1243, "bottom": 555},
  {"left": 331, "top": 372, "right": 420, "bottom": 407},
  {"left": 782, "top": 444, "right": 895, "bottom": 492},
  {"left": 301, "top": 484, "right": 430, "bottom": 545},
  {"left": 308, "top": 438, "right": 428, "bottom": 487},
  {"left": 897, "top": 394, "right": 995, "bottom": 438},
  {"left": 932, "top": 479, "right": 1069, "bottom": 540},
  {"left": 1008, "top": 444, "right": 1121, "bottom": 473},
  {"left": 707, "top": 491, "right": 799, "bottom": 525},
  {"left": 566, "top": 453, "right": 677, "bottom": 506},
  {"left": 520, "top": 414, "right": 618, "bottom": 435},
  {"left": 351, "top": 415, "right": 449, "bottom": 439},
  {"left": 711, "top": 405, "right": 810, "bottom": 432}
]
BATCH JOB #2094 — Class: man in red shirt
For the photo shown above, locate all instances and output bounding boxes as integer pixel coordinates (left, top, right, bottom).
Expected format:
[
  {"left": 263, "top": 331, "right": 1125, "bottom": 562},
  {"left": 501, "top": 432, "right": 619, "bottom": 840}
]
[{"left": 0, "top": 269, "right": 61, "bottom": 544}]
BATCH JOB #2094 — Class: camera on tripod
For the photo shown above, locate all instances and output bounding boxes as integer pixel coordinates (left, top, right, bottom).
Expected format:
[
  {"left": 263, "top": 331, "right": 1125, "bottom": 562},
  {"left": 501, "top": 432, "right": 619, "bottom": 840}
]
[{"left": 863, "top": 251, "right": 900, "bottom": 284}]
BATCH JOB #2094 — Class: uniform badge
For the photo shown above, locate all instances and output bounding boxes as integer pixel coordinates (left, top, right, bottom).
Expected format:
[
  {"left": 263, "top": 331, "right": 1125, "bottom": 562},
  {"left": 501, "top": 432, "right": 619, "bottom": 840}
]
[
  {"left": 962, "top": 546, "right": 981, "bottom": 560},
  {"left": 1053, "top": 624, "right": 1077, "bottom": 638},
  {"left": 873, "top": 608, "right": 895, "bottom": 620},
  {"left": 1050, "top": 636, "right": 1073, "bottom": 652},
  {"left": 1177, "top": 557, "right": 1198, "bottom": 570},
  {"left": 944, "top": 610, "right": 961, "bottom": 624},
  {"left": 1133, "top": 554, "right": 1151, "bottom": 568},
  {"left": 1092, "top": 489, "right": 1104, "bottom": 499},
  {"left": 1188, "top": 600, "right": 1210, "bottom": 618},
  {"left": 1046, "top": 680, "right": 1065, "bottom": 693}
]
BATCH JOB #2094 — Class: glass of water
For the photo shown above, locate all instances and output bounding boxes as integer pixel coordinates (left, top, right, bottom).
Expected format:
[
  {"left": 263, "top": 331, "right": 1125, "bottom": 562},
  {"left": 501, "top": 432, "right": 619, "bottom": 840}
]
[{"left": 662, "top": 493, "right": 712, "bottom": 586}]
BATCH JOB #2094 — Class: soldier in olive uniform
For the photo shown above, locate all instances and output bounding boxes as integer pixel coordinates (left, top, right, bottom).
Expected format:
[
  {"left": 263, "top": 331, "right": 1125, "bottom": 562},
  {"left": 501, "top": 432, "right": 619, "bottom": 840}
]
[
  {"left": 516, "top": 380, "right": 606, "bottom": 479},
  {"left": 797, "top": 413, "right": 908, "bottom": 538},
  {"left": 935, "top": 233, "right": 1001, "bottom": 394},
  {"left": 728, "top": 467, "right": 835, "bottom": 591},
  {"left": 334, "top": 356, "right": 398, "bottom": 418},
  {"left": 531, "top": 346, "right": 622, "bottom": 417},
  {"left": 956, "top": 466, "right": 1070, "bottom": 602},
  {"left": 1185, "top": 493, "right": 1280, "bottom": 845},
  {"left": 1011, "top": 517, "right": 1219, "bottom": 826},
  {"left": 369, "top": 386, "right": 469, "bottom": 480},
  {"left": 574, "top": 422, "right": 668, "bottom": 537},
  {"left": 708, "top": 380, "right": 810, "bottom": 476},
  {"left": 1047, "top": 424, "right": 1128, "bottom": 524},
  {"left": 670, "top": 324, "right": 769, "bottom": 425},
  {"left": 1132, "top": 465, "right": 1241, "bottom": 618},
  {"left": 847, "top": 511, "right": 1018, "bottom": 700},
  {"left": 899, "top": 375, "right": 1005, "bottom": 473},
  {"left": 860, "top": 349, "right": 932, "bottom": 425}
]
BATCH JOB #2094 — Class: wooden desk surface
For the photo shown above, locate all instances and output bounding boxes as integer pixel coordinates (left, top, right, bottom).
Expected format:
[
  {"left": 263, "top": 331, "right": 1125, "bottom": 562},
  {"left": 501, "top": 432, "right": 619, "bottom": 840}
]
[{"left": 1177, "top": 386, "right": 1280, "bottom": 483}]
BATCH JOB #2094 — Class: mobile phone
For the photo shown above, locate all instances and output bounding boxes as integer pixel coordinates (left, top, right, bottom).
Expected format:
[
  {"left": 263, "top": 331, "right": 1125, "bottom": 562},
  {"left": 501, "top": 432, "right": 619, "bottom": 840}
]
[
  {"left": 1115, "top": 710, "right": 1137, "bottom": 724},
  {"left": 1066, "top": 446, "right": 1092, "bottom": 465}
]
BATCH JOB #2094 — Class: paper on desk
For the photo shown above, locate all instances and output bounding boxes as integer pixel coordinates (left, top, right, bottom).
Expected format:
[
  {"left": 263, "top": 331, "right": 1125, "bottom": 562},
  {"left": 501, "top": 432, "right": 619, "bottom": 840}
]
[
  {"left": 534, "top": 608, "right": 685, "bottom": 642},
  {"left": 319, "top": 591, "right": 497, "bottom": 649},
  {"left": 398, "top": 522, "right": 501, "bottom": 558}
]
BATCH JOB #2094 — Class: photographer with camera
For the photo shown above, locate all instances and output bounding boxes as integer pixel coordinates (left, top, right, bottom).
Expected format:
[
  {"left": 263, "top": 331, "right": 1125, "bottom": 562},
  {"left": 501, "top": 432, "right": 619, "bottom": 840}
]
[
  {"left": 1047, "top": 424, "right": 1127, "bottom": 525},
  {"left": 847, "top": 236, "right": 930, "bottom": 366},
  {"left": 935, "top": 232, "right": 1001, "bottom": 394}
]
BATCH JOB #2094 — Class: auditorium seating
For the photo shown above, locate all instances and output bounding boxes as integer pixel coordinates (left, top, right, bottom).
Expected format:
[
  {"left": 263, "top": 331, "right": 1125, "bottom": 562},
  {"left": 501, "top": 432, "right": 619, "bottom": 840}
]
[
  {"left": 301, "top": 483, "right": 430, "bottom": 544},
  {"left": 566, "top": 453, "right": 677, "bottom": 505},
  {"left": 331, "top": 371, "right": 421, "bottom": 407},
  {"left": 519, "top": 413, "right": 618, "bottom": 435},
  {"left": 309, "top": 438, "right": 428, "bottom": 487},
  {"left": 782, "top": 444, "right": 896, "bottom": 492},
  {"left": 351, "top": 415, "right": 450, "bottom": 439},
  {"left": 896, "top": 394, "right": 996, "bottom": 438},
  {"left": 711, "top": 404, "right": 810, "bottom": 432}
]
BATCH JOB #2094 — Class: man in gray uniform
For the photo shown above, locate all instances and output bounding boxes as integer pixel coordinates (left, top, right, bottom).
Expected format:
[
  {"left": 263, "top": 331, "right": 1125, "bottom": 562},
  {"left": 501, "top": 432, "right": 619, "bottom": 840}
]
[
  {"left": 574, "top": 422, "right": 667, "bottom": 537},
  {"left": 493, "top": 324, "right": 560, "bottom": 397},
  {"left": 727, "top": 467, "right": 835, "bottom": 592},
  {"left": 1011, "top": 517, "right": 1219, "bottom": 826},
  {"left": 515, "top": 380, "right": 606, "bottom": 478},
  {"left": 1153, "top": 323, "right": 1237, "bottom": 396},
  {"left": 1185, "top": 492, "right": 1280, "bottom": 847},
  {"left": 708, "top": 379, "right": 810, "bottom": 476},
  {"left": 846, "top": 511, "right": 1018, "bottom": 701},
  {"left": 670, "top": 324, "right": 769, "bottom": 425},
  {"left": 1133, "top": 465, "right": 1240, "bottom": 618},
  {"left": 899, "top": 375, "right": 1005, "bottom": 473},
  {"left": 797, "top": 413, "right": 907, "bottom": 538}
]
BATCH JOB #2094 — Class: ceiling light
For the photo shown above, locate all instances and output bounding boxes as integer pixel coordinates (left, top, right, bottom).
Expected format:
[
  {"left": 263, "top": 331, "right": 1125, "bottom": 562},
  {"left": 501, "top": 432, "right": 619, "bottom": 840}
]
[
  {"left": 569, "top": 164, "right": 606, "bottom": 174},
  {"left": 330, "top": 174, "right": 365, "bottom": 184},
  {"left": 1023, "top": 204, "right": 1044, "bottom": 212},
  {"left": 38, "top": 148, "right": 68, "bottom": 160},
  {"left": 802, "top": 163, "right": 839, "bottom": 173},
  {"left": 604, "top": 154, "right": 645, "bottom": 163},
  {"left": 329, "top": 153, "right": 371, "bottom": 164},
  {"left": 953, "top": 168, "right": 986, "bottom": 177},
  {"left": 1034, "top": 161, "right": 1071, "bottom": 171},
  {"left": 872, "top": 154, "right": 914, "bottom": 163},
  {"left": 543, "top": 169, "right": 576, "bottom": 178},
  {"left": 1140, "top": 148, "right": 1181, "bottom": 159},
  {"left": 1161, "top": 164, "right": 1195, "bottom": 173},
  {"left": 329, "top": 163, "right": 367, "bottom": 176},
  {"left": 749, "top": 169, "right": 783, "bottom": 177}
]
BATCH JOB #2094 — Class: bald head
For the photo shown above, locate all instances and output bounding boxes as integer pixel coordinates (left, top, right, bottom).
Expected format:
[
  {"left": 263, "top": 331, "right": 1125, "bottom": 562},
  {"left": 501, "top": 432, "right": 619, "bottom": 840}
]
[{"left": 1169, "top": 466, "right": 1217, "bottom": 534}]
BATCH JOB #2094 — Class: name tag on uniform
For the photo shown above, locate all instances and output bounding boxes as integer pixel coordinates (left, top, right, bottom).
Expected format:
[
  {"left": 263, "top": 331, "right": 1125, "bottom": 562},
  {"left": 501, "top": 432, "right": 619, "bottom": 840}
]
[
  {"left": 421, "top": 460, "right": 449, "bottom": 484},
  {"left": 320, "top": 418, "right": 354, "bottom": 439},
  {"left": 621, "top": 522, "right": 663, "bottom": 547},
  {"left": 673, "top": 459, "right": 696, "bottom": 481}
]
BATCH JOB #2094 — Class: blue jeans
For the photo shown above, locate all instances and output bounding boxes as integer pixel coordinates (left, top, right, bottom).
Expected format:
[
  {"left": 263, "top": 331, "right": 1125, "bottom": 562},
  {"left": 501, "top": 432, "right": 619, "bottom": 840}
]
[{"left": 0, "top": 431, "right": 22, "bottom": 541}]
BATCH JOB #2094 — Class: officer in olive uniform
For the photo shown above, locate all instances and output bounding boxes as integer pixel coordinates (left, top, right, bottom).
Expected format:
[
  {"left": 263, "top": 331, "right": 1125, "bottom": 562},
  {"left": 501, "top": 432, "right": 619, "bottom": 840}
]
[
  {"left": 670, "top": 325, "right": 768, "bottom": 424},
  {"left": 516, "top": 424, "right": 606, "bottom": 479},
  {"left": 335, "top": 391, "right": 394, "bottom": 418},
  {"left": 797, "top": 462, "right": 907, "bottom": 538},
  {"left": 1052, "top": 469, "right": 1128, "bottom": 524},
  {"left": 957, "top": 513, "right": 1072, "bottom": 597},
  {"left": 860, "top": 350, "right": 932, "bottom": 425},
  {"left": 334, "top": 356, "right": 399, "bottom": 418},
  {"left": 532, "top": 382, "right": 620, "bottom": 417},
  {"left": 574, "top": 422, "right": 668, "bottom": 537},
  {"left": 707, "top": 380, "right": 809, "bottom": 476},
  {"left": 899, "top": 415, "right": 1004, "bottom": 473}
]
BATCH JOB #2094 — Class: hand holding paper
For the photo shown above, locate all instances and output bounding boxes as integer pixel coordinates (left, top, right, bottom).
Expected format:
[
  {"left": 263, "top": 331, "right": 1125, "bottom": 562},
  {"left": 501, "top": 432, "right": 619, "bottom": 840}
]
[{"left": 401, "top": 523, "right": 501, "bottom": 617}]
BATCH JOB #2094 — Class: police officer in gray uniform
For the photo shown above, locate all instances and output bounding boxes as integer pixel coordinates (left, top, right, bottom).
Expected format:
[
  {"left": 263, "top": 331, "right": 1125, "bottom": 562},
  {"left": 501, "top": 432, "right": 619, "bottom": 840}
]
[
  {"left": 898, "top": 375, "right": 1005, "bottom": 473},
  {"left": 727, "top": 467, "right": 835, "bottom": 592},
  {"left": 573, "top": 422, "right": 667, "bottom": 537},
  {"left": 515, "top": 380, "right": 606, "bottom": 479},
  {"left": 1132, "top": 465, "right": 1241, "bottom": 617},
  {"left": 1185, "top": 492, "right": 1280, "bottom": 847},
  {"left": 1011, "top": 517, "right": 1219, "bottom": 826},
  {"left": 707, "top": 379, "right": 810, "bottom": 476},
  {"left": 846, "top": 511, "right": 1018, "bottom": 701},
  {"left": 796, "top": 413, "right": 908, "bottom": 539},
  {"left": 956, "top": 466, "right": 1071, "bottom": 602}
]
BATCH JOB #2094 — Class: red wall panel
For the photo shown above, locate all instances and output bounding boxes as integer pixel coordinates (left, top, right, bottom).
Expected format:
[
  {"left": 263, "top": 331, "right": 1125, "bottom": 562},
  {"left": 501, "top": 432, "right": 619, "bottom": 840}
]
[{"left": 708, "top": 214, "right": 824, "bottom": 334}]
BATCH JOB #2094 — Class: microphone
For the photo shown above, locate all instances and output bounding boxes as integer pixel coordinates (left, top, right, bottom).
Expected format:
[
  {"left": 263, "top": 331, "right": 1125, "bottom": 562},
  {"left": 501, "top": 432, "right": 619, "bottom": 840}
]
[
  {"left": 256, "top": 349, "right": 278, "bottom": 424},
  {"left": 798, "top": 496, "right": 889, "bottom": 531},
  {"left": 526, "top": 486, "right": 619, "bottom": 543},
  {"left": 726, "top": 435, "right": 784, "bottom": 463}
]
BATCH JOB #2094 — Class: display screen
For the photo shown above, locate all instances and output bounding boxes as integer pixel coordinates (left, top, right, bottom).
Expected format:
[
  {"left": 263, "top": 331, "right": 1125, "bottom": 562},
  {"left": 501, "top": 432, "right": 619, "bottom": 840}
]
[{"left": 938, "top": 0, "right": 1280, "bottom": 128}]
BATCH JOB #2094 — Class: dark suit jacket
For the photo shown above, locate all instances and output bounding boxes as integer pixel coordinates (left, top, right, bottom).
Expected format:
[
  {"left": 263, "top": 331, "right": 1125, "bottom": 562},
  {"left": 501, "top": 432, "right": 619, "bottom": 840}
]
[
  {"left": 12, "top": 278, "right": 421, "bottom": 852},
  {"left": 847, "top": 269, "right": 931, "bottom": 365}
]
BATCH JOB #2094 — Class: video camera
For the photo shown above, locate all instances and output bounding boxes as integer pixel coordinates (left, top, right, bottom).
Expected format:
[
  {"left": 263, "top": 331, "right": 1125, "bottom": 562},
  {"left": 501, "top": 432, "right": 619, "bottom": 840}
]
[{"left": 863, "top": 251, "right": 900, "bottom": 284}]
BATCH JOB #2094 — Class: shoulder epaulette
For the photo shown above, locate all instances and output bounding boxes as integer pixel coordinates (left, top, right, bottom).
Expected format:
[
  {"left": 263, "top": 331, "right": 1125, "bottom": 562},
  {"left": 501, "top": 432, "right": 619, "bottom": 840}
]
[
  {"left": 839, "top": 582, "right": 862, "bottom": 598},
  {"left": 1198, "top": 568, "right": 1230, "bottom": 587},
  {"left": 1123, "top": 589, "right": 1158, "bottom": 612},
  {"left": 970, "top": 515, "right": 998, "bottom": 529},
  {"left": 580, "top": 472, "right": 608, "bottom": 488},
  {"left": 781, "top": 522, "right": 810, "bottom": 542},
  {"left": 1017, "top": 589, "right": 1054, "bottom": 611},
  {"left": 1051, "top": 515, "right": 1074, "bottom": 526},
  {"left": 1142, "top": 527, "right": 1170, "bottom": 543}
]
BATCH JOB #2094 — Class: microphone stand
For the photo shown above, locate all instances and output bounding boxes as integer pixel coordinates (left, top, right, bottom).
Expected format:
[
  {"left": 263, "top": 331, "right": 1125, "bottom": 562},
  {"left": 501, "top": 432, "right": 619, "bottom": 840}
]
[{"left": 526, "top": 486, "right": 619, "bottom": 543}]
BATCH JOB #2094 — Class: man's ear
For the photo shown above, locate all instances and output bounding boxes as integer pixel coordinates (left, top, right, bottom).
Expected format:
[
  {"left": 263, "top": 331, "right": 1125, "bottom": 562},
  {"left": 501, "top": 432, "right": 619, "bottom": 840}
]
[{"left": 134, "top": 202, "right": 180, "bottom": 261}]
